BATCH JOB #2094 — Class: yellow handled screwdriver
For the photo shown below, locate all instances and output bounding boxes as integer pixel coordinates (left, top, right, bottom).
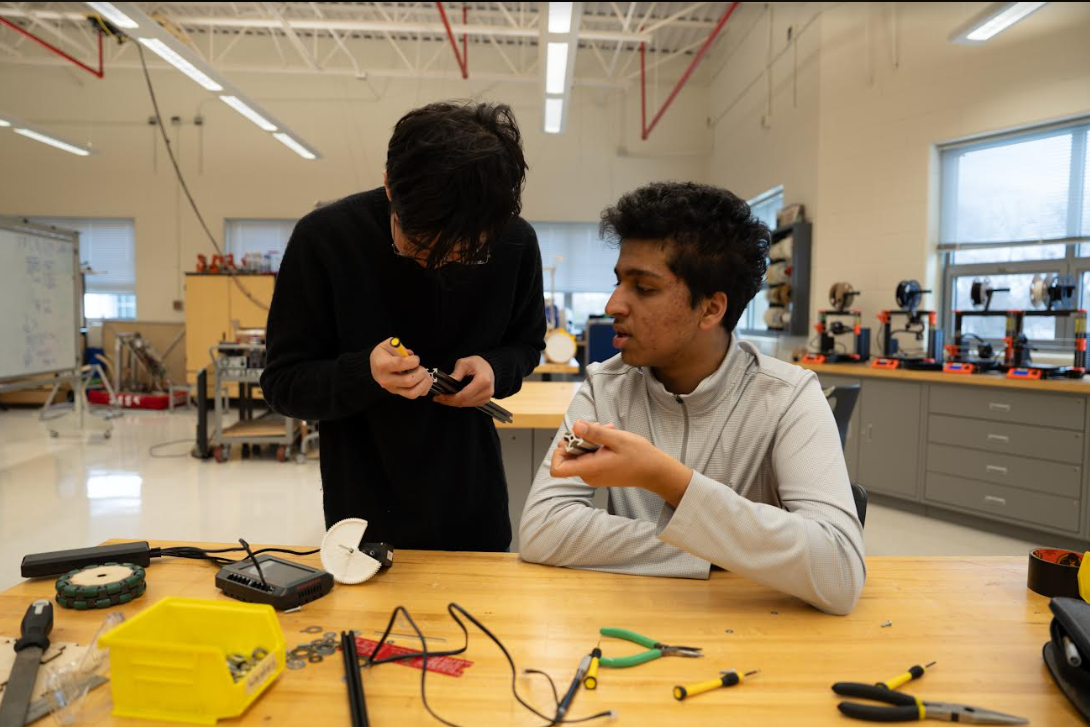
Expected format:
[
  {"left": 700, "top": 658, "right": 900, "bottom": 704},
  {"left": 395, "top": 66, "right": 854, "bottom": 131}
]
[
  {"left": 584, "top": 645, "right": 602, "bottom": 689},
  {"left": 390, "top": 338, "right": 410, "bottom": 357},
  {"left": 878, "top": 661, "right": 936, "bottom": 690},
  {"left": 673, "top": 669, "right": 758, "bottom": 701}
]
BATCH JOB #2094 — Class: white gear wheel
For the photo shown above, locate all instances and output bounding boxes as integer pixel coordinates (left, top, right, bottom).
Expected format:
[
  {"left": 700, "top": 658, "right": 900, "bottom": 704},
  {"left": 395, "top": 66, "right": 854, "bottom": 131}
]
[{"left": 320, "top": 517, "right": 382, "bottom": 585}]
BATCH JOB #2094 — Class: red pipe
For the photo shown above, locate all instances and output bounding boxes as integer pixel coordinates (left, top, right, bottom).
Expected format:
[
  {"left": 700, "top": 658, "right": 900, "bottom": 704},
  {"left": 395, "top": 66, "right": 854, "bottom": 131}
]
[
  {"left": 0, "top": 17, "right": 104, "bottom": 79},
  {"left": 641, "top": 1, "right": 739, "bottom": 140},
  {"left": 435, "top": 2, "right": 468, "bottom": 79},
  {"left": 640, "top": 43, "right": 646, "bottom": 138},
  {"left": 462, "top": 5, "right": 467, "bottom": 70}
]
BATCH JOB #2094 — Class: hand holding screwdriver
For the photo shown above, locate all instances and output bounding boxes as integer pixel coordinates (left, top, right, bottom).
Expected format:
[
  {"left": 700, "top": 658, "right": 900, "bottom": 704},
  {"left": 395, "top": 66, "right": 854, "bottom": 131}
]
[{"left": 370, "top": 337, "right": 431, "bottom": 400}]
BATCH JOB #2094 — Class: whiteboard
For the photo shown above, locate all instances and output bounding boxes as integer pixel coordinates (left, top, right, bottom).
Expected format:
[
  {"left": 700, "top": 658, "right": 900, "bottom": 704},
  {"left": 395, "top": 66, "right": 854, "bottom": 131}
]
[{"left": 0, "top": 218, "right": 81, "bottom": 381}]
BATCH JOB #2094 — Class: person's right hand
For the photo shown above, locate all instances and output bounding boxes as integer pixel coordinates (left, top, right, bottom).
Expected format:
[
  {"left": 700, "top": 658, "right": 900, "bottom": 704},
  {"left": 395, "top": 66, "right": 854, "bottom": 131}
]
[{"left": 370, "top": 339, "right": 432, "bottom": 399}]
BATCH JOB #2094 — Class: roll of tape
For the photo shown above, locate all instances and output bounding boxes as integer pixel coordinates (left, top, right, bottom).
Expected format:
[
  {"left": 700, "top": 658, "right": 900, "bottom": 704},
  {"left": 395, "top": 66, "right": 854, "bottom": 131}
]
[{"left": 1028, "top": 549, "right": 1083, "bottom": 599}]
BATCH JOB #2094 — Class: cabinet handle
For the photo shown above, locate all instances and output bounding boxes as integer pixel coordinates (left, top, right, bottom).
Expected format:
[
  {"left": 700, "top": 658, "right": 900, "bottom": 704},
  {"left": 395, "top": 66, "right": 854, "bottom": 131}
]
[
  {"left": 985, "top": 465, "right": 1008, "bottom": 475},
  {"left": 984, "top": 495, "right": 1007, "bottom": 506},
  {"left": 865, "top": 424, "right": 873, "bottom": 444},
  {"left": 988, "top": 402, "right": 1011, "bottom": 412},
  {"left": 987, "top": 433, "right": 1010, "bottom": 443}
]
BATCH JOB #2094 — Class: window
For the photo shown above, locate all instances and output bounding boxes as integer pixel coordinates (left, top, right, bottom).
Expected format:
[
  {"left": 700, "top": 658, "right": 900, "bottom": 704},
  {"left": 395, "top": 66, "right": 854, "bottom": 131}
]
[
  {"left": 532, "top": 222, "right": 616, "bottom": 332},
  {"left": 224, "top": 219, "right": 297, "bottom": 271},
  {"left": 940, "top": 118, "right": 1090, "bottom": 350},
  {"left": 30, "top": 217, "right": 136, "bottom": 320},
  {"left": 738, "top": 186, "right": 784, "bottom": 334}
]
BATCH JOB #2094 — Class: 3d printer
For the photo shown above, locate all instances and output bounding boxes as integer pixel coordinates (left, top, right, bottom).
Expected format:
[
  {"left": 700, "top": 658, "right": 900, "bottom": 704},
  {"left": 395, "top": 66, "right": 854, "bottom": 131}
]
[
  {"left": 871, "top": 280, "right": 944, "bottom": 370},
  {"left": 946, "top": 275, "right": 1086, "bottom": 379},
  {"left": 801, "top": 283, "right": 871, "bottom": 364}
]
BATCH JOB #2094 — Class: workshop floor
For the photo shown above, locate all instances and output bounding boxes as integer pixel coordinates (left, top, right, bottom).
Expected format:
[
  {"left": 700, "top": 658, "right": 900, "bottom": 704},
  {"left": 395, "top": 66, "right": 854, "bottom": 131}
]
[{"left": 0, "top": 407, "right": 1045, "bottom": 591}]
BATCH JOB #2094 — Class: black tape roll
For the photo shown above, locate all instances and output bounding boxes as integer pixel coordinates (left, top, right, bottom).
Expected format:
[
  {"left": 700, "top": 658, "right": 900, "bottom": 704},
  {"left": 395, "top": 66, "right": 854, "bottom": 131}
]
[{"left": 1028, "top": 549, "right": 1083, "bottom": 599}]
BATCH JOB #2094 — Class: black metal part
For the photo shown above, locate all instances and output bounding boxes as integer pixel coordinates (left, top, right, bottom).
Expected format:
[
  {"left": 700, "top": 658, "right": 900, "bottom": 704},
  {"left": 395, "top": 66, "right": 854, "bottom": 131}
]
[{"left": 21, "top": 542, "right": 152, "bottom": 578}]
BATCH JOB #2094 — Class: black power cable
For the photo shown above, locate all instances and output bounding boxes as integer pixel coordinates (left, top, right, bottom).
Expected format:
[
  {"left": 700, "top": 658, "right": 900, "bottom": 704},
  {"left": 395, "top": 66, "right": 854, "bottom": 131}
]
[
  {"left": 134, "top": 42, "right": 269, "bottom": 312},
  {"left": 156, "top": 544, "right": 320, "bottom": 566},
  {"left": 364, "top": 603, "right": 614, "bottom": 727}
]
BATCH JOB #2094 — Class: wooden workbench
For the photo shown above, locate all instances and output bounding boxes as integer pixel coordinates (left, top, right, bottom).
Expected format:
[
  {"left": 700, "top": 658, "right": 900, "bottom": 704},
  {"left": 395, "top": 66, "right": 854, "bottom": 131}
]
[
  {"left": 801, "top": 361, "right": 1090, "bottom": 395},
  {"left": 0, "top": 544, "right": 1074, "bottom": 725},
  {"left": 532, "top": 357, "right": 581, "bottom": 376},
  {"left": 495, "top": 381, "right": 580, "bottom": 429}
]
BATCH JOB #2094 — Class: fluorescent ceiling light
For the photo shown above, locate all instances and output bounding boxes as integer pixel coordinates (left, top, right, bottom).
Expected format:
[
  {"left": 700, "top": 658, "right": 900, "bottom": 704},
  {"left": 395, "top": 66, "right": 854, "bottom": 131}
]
[
  {"left": 220, "top": 96, "right": 277, "bottom": 132},
  {"left": 138, "top": 38, "right": 223, "bottom": 91},
  {"left": 0, "top": 118, "right": 10, "bottom": 128},
  {"left": 85, "top": 2, "right": 139, "bottom": 29},
  {"left": 544, "top": 98, "right": 564, "bottom": 134},
  {"left": 951, "top": 2, "right": 1047, "bottom": 43},
  {"left": 273, "top": 132, "right": 317, "bottom": 160},
  {"left": 546, "top": 43, "right": 569, "bottom": 95},
  {"left": 548, "top": 2, "right": 574, "bottom": 33},
  {"left": 14, "top": 128, "right": 91, "bottom": 156}
]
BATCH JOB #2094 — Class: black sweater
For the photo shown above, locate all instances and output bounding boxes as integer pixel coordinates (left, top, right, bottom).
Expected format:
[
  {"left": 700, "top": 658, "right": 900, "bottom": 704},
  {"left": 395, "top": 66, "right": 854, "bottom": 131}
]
[{"left": 261, "top": 189, "right": 545, "bottom": 551}]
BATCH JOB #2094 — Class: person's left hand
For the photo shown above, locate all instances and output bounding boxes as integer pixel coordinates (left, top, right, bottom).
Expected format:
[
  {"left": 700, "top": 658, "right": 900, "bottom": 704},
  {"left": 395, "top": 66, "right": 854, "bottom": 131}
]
[
  {"left": 433, "top": 356, "right": 496, "bottom": 408},
  {"left": 550, "top": 421, "right": 693, "bottom": 506}
]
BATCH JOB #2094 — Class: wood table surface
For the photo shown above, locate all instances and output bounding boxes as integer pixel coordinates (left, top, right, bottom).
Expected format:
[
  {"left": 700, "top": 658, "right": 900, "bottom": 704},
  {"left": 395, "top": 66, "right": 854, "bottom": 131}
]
[
  {"left": 495, "top": 381, "right": 580, "bottom": 429},
  {"left": 533, "top": 358, "right": 581, "bottom": 376},
  {"left": 801, "top": 361, "right": 1090, "bottom": 394},
  {"left": 0, "top": 545, "right": 1074, "bottom": 726}
]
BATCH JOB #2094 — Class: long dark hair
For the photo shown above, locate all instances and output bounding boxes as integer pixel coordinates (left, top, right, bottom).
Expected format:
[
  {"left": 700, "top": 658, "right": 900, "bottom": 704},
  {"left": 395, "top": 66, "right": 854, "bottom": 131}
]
[{"left": 386, "top": 102, "right": 528, "bottom": 269}]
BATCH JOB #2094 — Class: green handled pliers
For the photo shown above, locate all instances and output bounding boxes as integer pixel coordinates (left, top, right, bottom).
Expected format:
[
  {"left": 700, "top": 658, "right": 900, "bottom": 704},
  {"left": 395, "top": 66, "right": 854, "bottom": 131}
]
[{"left": 598, "top": 627, "right": 703, "bottom": 668}]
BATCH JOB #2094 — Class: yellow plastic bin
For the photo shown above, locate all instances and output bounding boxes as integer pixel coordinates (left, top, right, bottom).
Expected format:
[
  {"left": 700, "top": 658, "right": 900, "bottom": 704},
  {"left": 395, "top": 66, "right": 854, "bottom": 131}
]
[{"left": 98, "top": 597, "right": 286, "bottom": 724}]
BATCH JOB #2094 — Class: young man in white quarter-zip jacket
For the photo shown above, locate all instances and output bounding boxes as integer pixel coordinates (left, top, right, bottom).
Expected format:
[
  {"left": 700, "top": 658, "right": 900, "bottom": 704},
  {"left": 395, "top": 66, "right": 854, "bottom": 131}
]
[{"left": 518, "top": 182, "right": 866, "bottom": 615}]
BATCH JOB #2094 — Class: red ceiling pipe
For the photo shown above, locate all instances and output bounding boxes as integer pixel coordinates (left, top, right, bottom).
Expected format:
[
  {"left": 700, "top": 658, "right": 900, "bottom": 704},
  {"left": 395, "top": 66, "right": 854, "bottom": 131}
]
[
  {"left": 436, "top": 2, "right": 468, "bottom": 79},
  {"left": 641, "top": 1, "right": 739, "bottom": 140},
  {"left": 0, "top": 17, "right": 104, "bottom": 79}
]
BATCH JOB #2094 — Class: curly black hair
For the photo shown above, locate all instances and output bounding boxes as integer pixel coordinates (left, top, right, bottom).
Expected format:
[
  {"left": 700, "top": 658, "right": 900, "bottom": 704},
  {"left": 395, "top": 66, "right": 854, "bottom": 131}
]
[
  {"left": 386, "top": 101, "right": 528, "bottom": 269},
  {"left": 599, "top": 182, "right": 771, "bottom": 332}
]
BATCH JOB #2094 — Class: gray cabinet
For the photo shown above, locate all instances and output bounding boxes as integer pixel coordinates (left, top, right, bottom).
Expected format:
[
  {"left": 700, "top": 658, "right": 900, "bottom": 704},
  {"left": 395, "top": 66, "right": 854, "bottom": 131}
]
[
  {"left": 499, "top": 429, "right": 533, "bottom": 552},
  {"left": 858, "top": 380, "right": 923, "bottom": 499},
  {"left": 922, "top": 385, "right": 1086, "bottom": 537},
  {"left": 816, "top": 374, "right": 861, "bottom": 482}
]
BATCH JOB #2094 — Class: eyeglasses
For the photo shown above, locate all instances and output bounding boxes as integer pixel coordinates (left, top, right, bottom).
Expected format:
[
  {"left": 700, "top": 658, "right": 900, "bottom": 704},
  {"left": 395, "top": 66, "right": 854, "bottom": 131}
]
[
  {"left": 389, "top": 213, "right": 491, "bottom": 267},
  {"left": 390, "top": 240, "right": 491, "bottom": 267}
]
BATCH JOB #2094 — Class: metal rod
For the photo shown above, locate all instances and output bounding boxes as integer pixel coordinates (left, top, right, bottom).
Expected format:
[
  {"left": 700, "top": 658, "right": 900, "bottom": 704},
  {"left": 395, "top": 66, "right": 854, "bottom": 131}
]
[
  {"left": 435, "top": 1, "right": 467, "bottom": 78},
  {"left": 0, "top": 16, "right": 103, "bottom": 78},
  {"left": 641, "top": 1, "right": 739, "bottom": 140}
]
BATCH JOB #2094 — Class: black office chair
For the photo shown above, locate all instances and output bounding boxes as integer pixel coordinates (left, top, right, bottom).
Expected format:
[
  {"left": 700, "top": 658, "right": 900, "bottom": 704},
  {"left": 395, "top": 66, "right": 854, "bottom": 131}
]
[{"left": 823, "top": 385, "right": 867, "bottom": 527}]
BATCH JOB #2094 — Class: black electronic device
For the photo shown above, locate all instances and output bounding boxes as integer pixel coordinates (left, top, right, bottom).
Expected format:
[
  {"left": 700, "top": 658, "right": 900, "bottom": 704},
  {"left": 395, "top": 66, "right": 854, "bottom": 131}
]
[
  {"left": 21, "top": 542, "right": 153, "bottom": 578},
  {"left": 358, "top": 542, "right": 395, "bottom": 569},
  {"left": 215, "top": 554, "right": 333, "bottom": 611}
]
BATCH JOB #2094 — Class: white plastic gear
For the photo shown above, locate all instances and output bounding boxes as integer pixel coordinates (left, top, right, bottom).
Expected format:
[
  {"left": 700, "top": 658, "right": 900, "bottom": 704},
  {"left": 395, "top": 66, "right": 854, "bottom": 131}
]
[{"left": 320, "top": 518, "right": 382, "bottom": 585}]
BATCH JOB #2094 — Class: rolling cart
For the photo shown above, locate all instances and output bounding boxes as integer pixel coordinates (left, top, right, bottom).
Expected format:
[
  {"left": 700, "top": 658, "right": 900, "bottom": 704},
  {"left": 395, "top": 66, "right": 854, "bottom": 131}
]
[{"left": 209, "top": 342, "right": 300, "bottom": 463}]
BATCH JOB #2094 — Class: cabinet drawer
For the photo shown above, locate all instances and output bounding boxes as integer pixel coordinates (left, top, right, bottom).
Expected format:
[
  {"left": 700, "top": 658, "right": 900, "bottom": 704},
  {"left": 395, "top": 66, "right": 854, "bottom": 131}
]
[
  {"left": 925, "top": 473, "right": 1080, "bottom": 533},
  {"left": 928, "top": 385, "right": 1084, "bottom": 430},
  {"left": 928, "top": 415, "right": 1084, "bottom": 464},
  {"left": 926, "top": 443, "right": 1081, "bottom": 498}
]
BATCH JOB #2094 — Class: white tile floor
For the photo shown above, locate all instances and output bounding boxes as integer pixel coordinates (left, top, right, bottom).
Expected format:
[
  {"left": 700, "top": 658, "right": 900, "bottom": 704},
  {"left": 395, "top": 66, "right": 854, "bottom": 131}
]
[{"left": 0, "top": 406, "right": 1046, "bottom": 591}]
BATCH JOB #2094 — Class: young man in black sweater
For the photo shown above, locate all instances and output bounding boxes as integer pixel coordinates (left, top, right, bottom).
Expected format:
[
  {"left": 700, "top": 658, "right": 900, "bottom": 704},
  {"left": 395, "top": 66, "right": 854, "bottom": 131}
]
[{"left": 261, "top": 102, "right": 545, "bottom": 551}]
